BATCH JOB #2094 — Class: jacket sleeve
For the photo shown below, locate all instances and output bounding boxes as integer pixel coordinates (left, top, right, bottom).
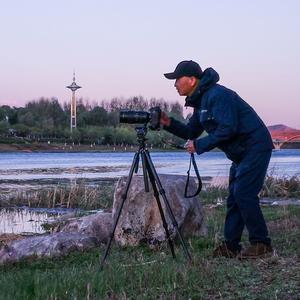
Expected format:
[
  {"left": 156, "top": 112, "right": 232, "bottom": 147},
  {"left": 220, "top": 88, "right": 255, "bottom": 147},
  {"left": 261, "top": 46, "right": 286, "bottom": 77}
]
[
  {"left": 195, "top": 95, "right": 238, "bottom": 154},
  {"left": 164, "top": 113, "right": 204, "bottom": 140}
]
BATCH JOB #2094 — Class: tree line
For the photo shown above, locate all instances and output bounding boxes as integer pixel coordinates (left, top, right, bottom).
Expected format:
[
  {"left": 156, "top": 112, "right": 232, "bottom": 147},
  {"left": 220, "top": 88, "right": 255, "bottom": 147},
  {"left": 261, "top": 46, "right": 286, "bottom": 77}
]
[{"left": 0, "top": 96, "right": 189, "bottom": 147}]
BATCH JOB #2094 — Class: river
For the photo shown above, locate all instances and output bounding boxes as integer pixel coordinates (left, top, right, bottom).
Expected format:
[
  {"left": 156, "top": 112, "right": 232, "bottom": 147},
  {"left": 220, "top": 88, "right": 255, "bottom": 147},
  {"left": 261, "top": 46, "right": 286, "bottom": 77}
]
[
  {"left": 0, "top": 149, "right": 299, "bottom": 180},
  {"left": 0, "top": 149, "right": 299, "bottom": 235}
]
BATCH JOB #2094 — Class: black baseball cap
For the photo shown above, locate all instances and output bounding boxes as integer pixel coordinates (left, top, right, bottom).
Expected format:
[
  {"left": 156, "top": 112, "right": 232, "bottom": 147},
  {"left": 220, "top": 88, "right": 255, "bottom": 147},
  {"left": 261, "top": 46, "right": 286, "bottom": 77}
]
[{"left": 164, "top": 60, "right": 202, "bottom": 79}]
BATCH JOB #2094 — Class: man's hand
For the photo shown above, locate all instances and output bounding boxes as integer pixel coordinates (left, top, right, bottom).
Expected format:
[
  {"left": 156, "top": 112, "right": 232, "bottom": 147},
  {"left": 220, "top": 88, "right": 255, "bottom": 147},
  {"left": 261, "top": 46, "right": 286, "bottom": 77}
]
[
  {"left": 184, "top": 140, "right": 196, "bottom": 154},
  {"left": 160, "top": 112, "right": 171, "bottom": 127}
]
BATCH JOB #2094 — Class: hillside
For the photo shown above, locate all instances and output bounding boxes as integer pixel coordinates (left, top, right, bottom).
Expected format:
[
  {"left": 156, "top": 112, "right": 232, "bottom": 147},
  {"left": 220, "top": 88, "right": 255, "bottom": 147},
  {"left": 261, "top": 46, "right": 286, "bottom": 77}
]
[{"left": 268, "top": 124, "right": 300, "bottom": 140}]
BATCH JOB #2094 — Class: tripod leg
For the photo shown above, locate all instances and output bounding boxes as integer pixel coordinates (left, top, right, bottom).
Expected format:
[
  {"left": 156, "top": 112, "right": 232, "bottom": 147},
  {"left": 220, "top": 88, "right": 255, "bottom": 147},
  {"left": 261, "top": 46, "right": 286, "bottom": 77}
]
[
  {"left": 144, "top": 154, "right": 176, "bottom": 258},
  {"left": 100, "top": 152, "right": 140, "bottom": 269},
  {"left": 144, "top": 150, "right": 192, "bottom": 261},
  {"left": 141, "top": 151, "right": 149, "bottom": 192}
]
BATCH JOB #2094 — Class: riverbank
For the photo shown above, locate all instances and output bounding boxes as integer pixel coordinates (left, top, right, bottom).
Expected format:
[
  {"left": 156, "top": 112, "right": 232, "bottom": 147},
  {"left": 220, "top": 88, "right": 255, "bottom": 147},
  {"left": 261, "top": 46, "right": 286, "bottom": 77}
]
[
  {"left": 0, "top": 142, "right": 130, "bottom": 152},
  {"left": 0, "top": 204, "right": 299, "bottom": 299},
  {"left": 0, "top": 171, "right": 299, "bottom": 298},
  {"left": 0, "top": 142, "right": 179, "bottom": 153}
]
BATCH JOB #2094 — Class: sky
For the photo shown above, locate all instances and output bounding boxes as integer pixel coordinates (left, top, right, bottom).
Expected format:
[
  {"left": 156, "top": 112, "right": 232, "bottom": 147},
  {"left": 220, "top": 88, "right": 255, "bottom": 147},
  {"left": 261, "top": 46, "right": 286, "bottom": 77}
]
[{"left": 0, "top": 0, "right": 299, "bottom": 128}]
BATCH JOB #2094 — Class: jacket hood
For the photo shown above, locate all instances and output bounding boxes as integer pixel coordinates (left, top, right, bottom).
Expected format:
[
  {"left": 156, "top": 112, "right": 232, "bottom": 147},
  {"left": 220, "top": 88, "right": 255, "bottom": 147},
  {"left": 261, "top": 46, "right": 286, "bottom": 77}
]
[{"left": 185, "top": 67, "right": 220, "bottom": 108}]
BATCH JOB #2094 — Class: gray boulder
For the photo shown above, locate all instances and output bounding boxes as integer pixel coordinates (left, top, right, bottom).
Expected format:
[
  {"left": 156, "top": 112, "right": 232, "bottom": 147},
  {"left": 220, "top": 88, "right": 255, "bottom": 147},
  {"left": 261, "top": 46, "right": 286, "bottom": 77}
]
[
  {"left": 113, "top": 174, "right": 206, "bottom": 247},
  {"left": 0, "top": 233, "right": 98, "bottom": 265},
  {"left": 0, "top": 212, "right": 112, "bottom": 265},
  {"left": 59, "top": 211, "right": 112, "bottom": 243}
]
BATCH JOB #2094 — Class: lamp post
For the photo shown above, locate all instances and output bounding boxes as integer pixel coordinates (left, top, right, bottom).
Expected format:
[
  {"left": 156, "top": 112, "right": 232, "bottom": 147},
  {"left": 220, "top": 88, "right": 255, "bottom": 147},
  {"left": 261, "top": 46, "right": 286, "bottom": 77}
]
[{"left": 66, "top": 72, "right": 82, "bottom": 132}]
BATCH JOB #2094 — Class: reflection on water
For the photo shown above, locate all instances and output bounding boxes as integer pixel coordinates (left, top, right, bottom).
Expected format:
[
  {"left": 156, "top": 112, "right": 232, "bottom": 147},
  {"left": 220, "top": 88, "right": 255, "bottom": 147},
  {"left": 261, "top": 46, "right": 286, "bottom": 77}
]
[{"left": 0, "top": 207, "right": 65, "bottom": 234}]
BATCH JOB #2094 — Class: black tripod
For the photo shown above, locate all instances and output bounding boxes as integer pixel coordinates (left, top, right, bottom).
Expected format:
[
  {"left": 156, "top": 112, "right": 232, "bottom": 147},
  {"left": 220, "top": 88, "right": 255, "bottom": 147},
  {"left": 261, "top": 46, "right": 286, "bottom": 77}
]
[{"left": 100, "top": 125, "right": 192, "bottom": 268}]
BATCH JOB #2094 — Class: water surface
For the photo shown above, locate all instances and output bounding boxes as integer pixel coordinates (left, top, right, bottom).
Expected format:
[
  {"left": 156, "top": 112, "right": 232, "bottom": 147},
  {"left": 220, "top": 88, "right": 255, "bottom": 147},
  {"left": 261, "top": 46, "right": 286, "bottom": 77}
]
[
  {"left": 0, "top": 207, "right": 69, "bottom": 234},
  {"left": 0, "top": 149, "right": 299, "bottom": 180}
]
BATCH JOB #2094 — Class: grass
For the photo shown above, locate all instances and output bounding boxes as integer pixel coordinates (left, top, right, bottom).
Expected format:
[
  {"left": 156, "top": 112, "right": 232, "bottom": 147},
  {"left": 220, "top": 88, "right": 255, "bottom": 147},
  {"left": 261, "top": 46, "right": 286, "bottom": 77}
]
[
  {"left": 0, "top": 175, "right": 299, "bottom": 299},
  {"left": 0, "top": 181, "right": 116, "bottom": 210},
  {"left": 0, "top": 204, "right": 299, "bottom": 299},
  {"left": 1, "top": 174, "right": 299, "bottom": 210}
]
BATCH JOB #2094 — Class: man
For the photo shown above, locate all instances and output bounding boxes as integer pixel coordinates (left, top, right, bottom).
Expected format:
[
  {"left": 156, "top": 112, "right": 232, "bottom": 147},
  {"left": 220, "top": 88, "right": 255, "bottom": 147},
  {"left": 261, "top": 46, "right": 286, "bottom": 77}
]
[{"left": 161, "top": 60, "right": 274, "bottom": 258}]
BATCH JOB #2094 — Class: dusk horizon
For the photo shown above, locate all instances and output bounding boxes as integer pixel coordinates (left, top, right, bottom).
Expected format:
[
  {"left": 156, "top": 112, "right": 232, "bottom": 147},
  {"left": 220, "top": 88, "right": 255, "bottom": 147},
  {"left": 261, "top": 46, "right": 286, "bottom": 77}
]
[{"left": 1, "top": 1, "right": 299, "bottom": 128}]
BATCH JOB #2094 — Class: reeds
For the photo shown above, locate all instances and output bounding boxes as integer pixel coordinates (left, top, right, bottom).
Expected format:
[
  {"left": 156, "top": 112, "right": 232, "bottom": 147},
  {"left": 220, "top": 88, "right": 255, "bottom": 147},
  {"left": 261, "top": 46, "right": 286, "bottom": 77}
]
[
  {"left": 1, "top": 175, "right": 299, "bottom": 212},
  {"left": 202, "top": 175, "right": 300, "bottom": 202},
  {"left": 261, "top": 175, "right": 300, "bottom": 198},
  {"left": 0, "top": 182, "right": 115, "bottom": 210}
]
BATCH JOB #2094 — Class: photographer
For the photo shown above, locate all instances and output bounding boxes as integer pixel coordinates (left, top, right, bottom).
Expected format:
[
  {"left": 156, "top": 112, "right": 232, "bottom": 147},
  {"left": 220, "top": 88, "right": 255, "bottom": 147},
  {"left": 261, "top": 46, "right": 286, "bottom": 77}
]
[{"left": 161, "top": 60, "right": 274, "bottom": 259}]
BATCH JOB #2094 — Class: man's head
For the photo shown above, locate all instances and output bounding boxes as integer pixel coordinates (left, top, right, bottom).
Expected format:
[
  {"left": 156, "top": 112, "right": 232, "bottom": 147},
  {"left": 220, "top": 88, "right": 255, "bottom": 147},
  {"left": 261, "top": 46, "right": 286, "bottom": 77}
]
[
  {"left": 164, "top": 60, "right": 202, "bottom": 96},
  {"left": 164, "top": 60, "right": 202, "bottom": 80}
]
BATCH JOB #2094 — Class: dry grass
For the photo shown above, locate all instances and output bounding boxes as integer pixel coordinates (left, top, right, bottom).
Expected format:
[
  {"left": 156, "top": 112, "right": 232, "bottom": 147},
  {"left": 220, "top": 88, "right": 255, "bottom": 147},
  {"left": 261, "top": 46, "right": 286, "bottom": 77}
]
[
  {"left": 261, "top": 175, "right": 300, "bottom": 198},
  {"left": 0, "top": 182, "right": 116, "bottom": 210}
]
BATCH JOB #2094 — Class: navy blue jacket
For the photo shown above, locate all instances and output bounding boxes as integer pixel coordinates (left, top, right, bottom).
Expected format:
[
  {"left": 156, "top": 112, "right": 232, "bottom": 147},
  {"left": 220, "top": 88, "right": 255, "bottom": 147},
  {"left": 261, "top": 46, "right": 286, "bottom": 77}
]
[{"left": 165, "top": 68, "right": 274, "bottom": 163}]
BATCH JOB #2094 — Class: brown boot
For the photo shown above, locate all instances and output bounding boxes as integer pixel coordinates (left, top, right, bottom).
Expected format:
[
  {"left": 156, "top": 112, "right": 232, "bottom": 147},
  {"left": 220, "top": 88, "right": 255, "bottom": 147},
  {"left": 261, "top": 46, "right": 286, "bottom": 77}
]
[
  {"left": 239, "top": 243, "right": 273, "bottom": 259},
  {"left": 213, "top": 242, "right": 240, "bottom": 258}
]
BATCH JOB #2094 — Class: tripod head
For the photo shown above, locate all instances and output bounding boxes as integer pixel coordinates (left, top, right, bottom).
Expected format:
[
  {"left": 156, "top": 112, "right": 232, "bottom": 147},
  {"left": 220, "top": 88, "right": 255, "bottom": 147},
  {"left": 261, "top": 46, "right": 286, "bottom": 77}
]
[{"left": 135, "top": 125, "right": 148, "bottom": 148}]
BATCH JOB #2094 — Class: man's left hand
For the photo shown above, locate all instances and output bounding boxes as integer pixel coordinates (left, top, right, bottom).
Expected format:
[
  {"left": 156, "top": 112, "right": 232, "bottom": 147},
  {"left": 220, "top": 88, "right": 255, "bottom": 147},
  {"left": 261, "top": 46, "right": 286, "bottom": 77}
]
[{"left": 184, "top": 140, "right": 196, "bottom": 154}]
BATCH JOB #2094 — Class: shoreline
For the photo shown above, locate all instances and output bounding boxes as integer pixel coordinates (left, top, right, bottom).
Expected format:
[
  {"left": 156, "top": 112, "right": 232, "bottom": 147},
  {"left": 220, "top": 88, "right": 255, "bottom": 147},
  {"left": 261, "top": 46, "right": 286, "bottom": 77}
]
[
  {"left": 1, "top": 143, "right": 300, "bottom": 153},
  {"left": 0, "top": 142, "right": 185, "bottom": 153}
]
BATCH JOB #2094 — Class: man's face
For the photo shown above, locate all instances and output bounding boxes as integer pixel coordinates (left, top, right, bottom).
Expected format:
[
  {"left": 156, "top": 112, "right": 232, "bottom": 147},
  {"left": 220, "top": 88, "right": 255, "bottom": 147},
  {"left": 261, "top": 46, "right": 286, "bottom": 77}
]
[{"left": 174, "top": 76, "right": 195, "bottom": 96}]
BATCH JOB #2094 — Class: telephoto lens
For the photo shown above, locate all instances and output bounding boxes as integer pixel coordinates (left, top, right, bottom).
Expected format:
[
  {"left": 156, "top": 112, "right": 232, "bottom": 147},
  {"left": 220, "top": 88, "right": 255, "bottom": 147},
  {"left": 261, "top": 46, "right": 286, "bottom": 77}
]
[{"left": 119, "top": 110, "right": 150, "bottom": 124}]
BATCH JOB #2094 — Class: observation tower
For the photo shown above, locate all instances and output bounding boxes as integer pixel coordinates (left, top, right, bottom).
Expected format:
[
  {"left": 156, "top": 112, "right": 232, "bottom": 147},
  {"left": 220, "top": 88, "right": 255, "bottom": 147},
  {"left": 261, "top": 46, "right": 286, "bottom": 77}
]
[{"left": 66, "top": 72, "right": 82, "bottom": 132}]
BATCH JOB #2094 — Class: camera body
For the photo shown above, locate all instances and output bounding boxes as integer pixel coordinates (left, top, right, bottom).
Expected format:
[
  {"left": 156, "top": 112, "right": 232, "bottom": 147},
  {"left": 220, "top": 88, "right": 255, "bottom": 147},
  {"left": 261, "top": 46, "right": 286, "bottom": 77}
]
[{"left": 119, "top": 106, "right": 161, "bottom": 130}]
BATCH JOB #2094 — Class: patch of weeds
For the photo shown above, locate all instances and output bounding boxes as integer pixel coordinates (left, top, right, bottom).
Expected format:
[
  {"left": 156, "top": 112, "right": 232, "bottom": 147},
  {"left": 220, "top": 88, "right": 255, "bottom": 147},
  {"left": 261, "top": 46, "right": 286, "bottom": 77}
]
[
  {"left": 200, "top": 186, "right": 228, "bottom": 205},
  {"left": 261, "top": 174, "right": 300, "bottom": 198},
  {"left": 1, "top": 181, "right": 116, "bottom": 210}
]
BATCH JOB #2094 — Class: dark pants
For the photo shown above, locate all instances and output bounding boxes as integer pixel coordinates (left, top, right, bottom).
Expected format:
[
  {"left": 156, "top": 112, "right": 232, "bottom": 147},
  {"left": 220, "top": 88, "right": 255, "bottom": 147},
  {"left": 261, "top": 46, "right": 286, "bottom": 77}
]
[{"left": 224, "top": 150, "right": 272, "bottom": 251}]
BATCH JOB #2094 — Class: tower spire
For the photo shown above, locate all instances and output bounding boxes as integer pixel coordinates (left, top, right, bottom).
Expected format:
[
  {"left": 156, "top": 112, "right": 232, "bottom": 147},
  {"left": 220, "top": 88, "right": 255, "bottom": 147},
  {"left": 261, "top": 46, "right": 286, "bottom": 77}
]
[{"left": 66, "top": 72, "right": 82, "bottom": 132}]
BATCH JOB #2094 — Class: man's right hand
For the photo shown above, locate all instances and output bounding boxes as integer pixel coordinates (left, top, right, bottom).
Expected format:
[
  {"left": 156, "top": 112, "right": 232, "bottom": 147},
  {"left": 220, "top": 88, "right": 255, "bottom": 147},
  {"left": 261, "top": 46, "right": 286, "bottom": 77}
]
[{"left": 160, "top": 112, "right": 171, "bottom": 127}]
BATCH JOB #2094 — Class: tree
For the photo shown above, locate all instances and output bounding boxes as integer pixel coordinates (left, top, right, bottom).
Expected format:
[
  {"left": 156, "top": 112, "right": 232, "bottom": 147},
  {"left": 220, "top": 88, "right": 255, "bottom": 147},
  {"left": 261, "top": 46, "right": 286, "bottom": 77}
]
[
  {"left": 69, "top": 128, "right": 82, "bottom": 143},
  {"left": 101, "top": 127, "right": 116, "bottom": 144},
  {"left": 125, "top": 96, "right": 148, "bottom": 110},
  {"left": 84, "top": 106, "right": 108, "bottom": 126},
  {"left": 12, "top": 124, "right": 31, "bottom": 137},
  {"left": 114, "top": 127, "right": 136, "bottom": 145},
  {"left": 149, "top": 98, "right": 170, "bottom": 112},
  {"left": 109, "top": 98, "right": 123, "bottom": 112},
  {"left": 18, "top": 111, "right": 35, "bottom": 127},
  {"left": 20, "top": 98, "right": 67, "bottom": 137},
  {"left": 0, "top": 105, "right": 16, "bottom": 124},
  {"left": 0, "top": 107, "right": 7, "bottom": 122},
  {"left": 107, "top": 111, "right": 119, "bottom": 127},
  {"left": 0, "top": 121, "right": 9, "bottom": 135},
  {"left": 170, "top": 102, "right": 184, "bottom": 119}
]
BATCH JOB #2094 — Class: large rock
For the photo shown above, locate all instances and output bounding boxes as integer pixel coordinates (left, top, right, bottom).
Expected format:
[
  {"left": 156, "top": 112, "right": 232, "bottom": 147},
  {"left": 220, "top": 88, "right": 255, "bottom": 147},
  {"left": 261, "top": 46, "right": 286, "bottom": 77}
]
[
  {"left": 0, "top": 212, "right": 112, "bottom": 265},
  {"left": 0, "top": 173, "right": 207, "bottom": 264},
  {"left": 0, "top": 233, "right": 98, "bottom": 265},
  {"left": 59, "top": 211, "right": 112, "bottom": 243},
  {"left": 113, "top": 174, "right": 206, "bottom": 247}
]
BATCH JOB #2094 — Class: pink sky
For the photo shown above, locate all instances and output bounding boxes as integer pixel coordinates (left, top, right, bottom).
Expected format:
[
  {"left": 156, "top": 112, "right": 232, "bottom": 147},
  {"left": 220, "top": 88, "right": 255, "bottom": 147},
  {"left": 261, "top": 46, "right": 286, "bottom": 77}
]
[{"left": 0, "top": 1, "right": 299, "bottom": 128}]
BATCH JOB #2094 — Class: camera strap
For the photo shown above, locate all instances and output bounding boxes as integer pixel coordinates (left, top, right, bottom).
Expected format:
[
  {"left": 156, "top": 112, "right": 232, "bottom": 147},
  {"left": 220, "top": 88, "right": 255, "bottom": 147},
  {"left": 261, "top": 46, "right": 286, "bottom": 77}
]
[{"left": 184, "top": 153, "right": 202, "bottom": 198}]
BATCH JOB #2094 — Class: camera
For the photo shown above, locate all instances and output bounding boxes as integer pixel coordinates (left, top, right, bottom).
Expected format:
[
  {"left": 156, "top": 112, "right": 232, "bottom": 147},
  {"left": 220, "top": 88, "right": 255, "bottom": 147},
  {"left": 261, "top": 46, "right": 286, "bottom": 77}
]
[{"left": 119, "top": 106, "right": 161, "bottom": 130}]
